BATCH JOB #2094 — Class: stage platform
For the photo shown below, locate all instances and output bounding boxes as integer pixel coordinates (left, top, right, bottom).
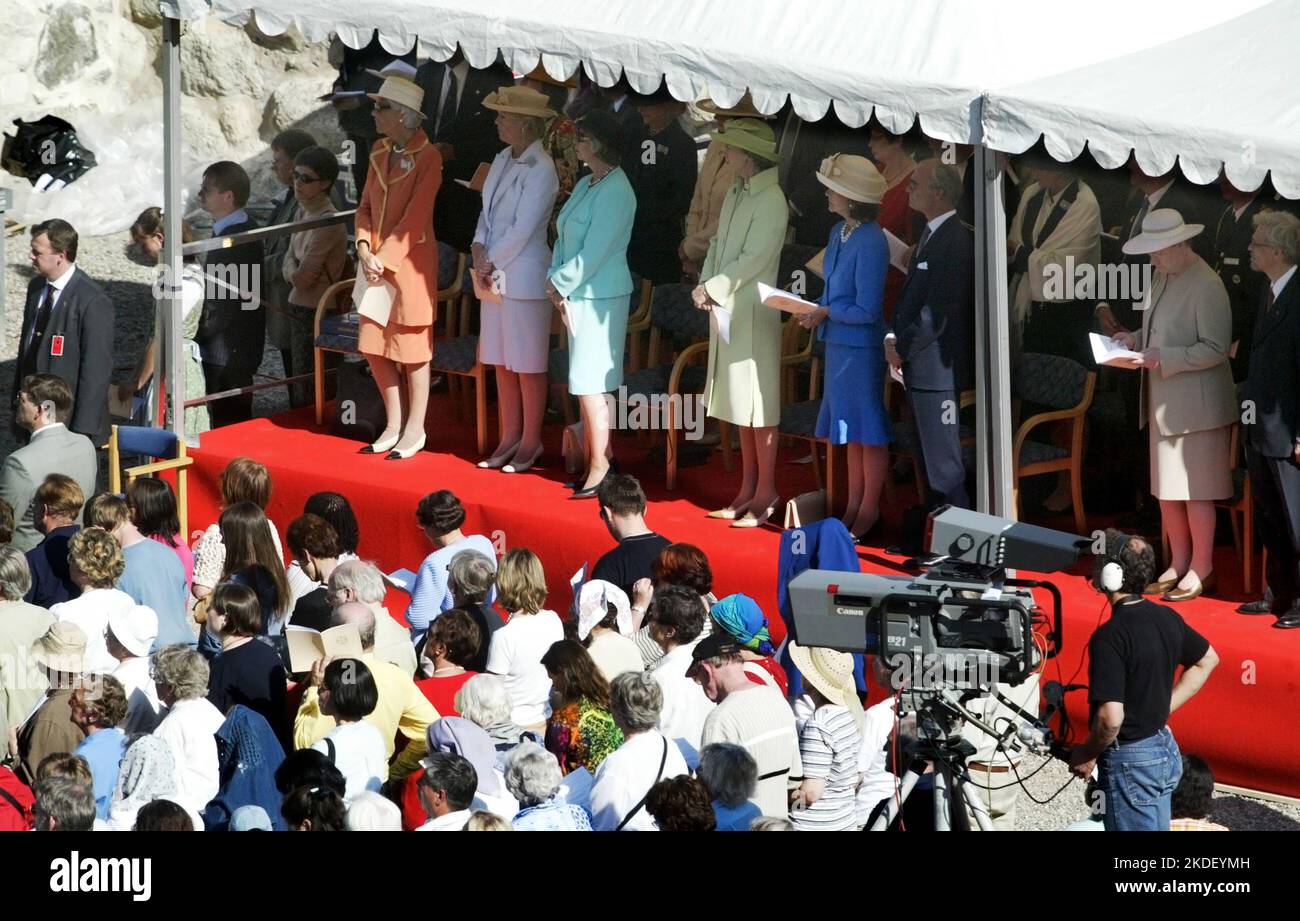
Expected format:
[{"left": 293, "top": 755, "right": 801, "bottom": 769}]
[{"left": 185, "top": 397, "right": 1300, "bottom": 799}]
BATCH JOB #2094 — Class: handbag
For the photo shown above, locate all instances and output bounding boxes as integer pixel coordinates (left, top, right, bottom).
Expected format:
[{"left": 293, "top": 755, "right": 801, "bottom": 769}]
[{"left": 562, "top": 421, "right": 586, "bottom": 476}]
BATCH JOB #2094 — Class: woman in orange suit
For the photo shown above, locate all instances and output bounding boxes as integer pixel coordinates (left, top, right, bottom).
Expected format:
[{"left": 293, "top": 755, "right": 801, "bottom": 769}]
[{"left": 355, "top": 76, "right": 442, "bottom": 460}]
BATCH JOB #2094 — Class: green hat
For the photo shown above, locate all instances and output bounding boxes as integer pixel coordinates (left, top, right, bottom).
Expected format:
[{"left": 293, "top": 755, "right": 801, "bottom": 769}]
[{"left": 709, "top": 118, "right": 781, "bottom": 162}]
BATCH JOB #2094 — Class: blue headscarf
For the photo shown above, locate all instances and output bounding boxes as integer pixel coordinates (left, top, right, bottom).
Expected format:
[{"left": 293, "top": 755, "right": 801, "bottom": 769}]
[
  {"left": 709, "top": 593, "right": 775, "bottom": 656},
  {"left": 202, "top": 705, "right": 286, "bottom": 831}
]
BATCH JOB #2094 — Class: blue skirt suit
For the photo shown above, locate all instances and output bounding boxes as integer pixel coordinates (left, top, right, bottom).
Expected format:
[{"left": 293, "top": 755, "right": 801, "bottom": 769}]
[
  {"left": 814, "top": 220, "right": 892, "bottom": 446},
  {"left": 548, "top": 168, "right": 638, "bottom": 395}
]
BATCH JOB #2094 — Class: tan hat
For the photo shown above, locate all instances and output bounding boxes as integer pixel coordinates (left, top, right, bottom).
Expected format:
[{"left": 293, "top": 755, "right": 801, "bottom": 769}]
[
  {"left": 709, "top": 118, "right": 781, "bottom": 162},
  {"left": 787, "top": 641, "right": 858, "bottom": 708},
  {"left": 1122, "top": 208, "right": 1205, "bottom": 255},
  {"left": 816, "top": 153, "right": 886, "bottom": 205},
  {"left": 32, "top": 621, "right": 88, "bottom": 674},
  {"left": 482, "top": 85, "right": 557, "bottom": 119},
  {"left": 367, "top": 76, "right": 424, "bottom": 113},
  {"left": 699, "top": 92, "right": 772, "bottom": 121},
  {"left": 522, "top": 65, "right": 577, "bottom": 90}
]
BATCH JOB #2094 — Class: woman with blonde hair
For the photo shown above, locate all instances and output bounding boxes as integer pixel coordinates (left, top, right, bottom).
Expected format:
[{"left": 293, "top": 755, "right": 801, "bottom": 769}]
[
  {"left": 50, "top": 528, "right": 132, "bottom": 675},
  {"left": 486, "top": 549, "right": 564, "bottom": 734}
]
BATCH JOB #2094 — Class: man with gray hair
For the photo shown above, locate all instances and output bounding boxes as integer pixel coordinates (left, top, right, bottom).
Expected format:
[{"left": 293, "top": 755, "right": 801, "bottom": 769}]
[
  {"left": 293, "top": 601, "right": 435, "bottom": 781},
  {"left": 33, "top": 775, "right": 96, "bottom": 831},
  {"left": 328, "top": 559, "right": 418, "bottom": 676},
  {"left": 1240, "top": 210, "right": 1300, "bottom": 628},
  {"left": 0, "top": 548, "right": 53, "bottom": 746}
]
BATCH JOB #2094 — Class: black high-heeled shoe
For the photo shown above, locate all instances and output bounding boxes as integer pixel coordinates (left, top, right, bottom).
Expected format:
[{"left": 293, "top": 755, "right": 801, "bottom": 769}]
[{"left": 565, "top": 457, "right": 618, "bottom": 492}]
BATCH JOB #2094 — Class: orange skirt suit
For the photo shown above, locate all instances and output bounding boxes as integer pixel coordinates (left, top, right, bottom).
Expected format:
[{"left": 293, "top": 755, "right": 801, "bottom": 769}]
[{"left": 355, "top": 129, "right": 443, "bottom": 363}]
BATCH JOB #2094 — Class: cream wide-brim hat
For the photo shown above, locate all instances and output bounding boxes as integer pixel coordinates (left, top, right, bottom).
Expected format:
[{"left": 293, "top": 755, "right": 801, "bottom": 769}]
[
  {"left": 1122, "top": 207, "right": 1205, "bottom": 255},
  {"left": 482, "top": 85, "right": 557, "bottom": 119},
  {"left": 788, "top": 641, "right": 858, "bottom": 709},
  {"left": 367, "top": 76, "right": 425, "bottom": 113},
  {"left": 815, "top": 153, "right": 886, "bottom": 205}
]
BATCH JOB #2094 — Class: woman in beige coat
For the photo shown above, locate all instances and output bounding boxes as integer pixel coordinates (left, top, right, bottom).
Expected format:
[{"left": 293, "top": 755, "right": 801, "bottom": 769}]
[{"left": 1114, "top": 209, "right": 1236, "bottom": 601}]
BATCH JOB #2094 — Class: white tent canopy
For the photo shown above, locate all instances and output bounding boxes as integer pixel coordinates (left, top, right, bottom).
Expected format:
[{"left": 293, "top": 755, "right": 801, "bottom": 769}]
[
  {"left": 982, "top": 0, "right": 1300, "bottom": 197},
  {"left": 164, "top": 0, "right": 1265, "bottom": 143}
]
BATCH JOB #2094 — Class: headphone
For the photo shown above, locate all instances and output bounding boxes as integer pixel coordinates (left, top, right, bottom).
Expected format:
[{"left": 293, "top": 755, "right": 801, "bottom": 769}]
[{"left": 1096, "top": 533, "right": 1131, "bottom": 594}]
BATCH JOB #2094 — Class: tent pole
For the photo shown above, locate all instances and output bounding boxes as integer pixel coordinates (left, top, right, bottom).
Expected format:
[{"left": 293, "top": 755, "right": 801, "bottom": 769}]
[
  {"left": 160, "top": 15, "right": 185, "bottom": 442},
  {"left": 973, "top": 144, "right": 1013, "bottom": 517}
]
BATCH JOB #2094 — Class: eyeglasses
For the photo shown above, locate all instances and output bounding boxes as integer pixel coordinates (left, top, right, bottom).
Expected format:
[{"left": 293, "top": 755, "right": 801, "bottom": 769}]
[
  {"left": 292, "top": 171, "right": 324, "bottom": 184},
  {"left": 374, "top": 102, "right": 395, "bottom": 111}
]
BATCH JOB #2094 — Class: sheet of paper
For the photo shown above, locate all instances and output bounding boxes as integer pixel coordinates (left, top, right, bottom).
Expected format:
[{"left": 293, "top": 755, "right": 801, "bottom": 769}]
[
  {"left": 889, "top": 364, "right": 905, "bottom": 386},
  {"left": 805, "top": 248, "right": 825, "bottom": 279},
  {"left": 352, "top": 273, "right": 396, "bottom": 326},
  {"left": 569, "top": 562, "right": 588, "bottom": 615},
  {"left": 757, "top": 282, "right": 818, "bottom": 316},
  {"left": 383, "top": 568, "right": 418, "bottom": 594},
  {"left": 710, "top": 304, "right": 733, "bottom": 344},
  {"left": 882, "top": 227, "right": 910, "bottom": 273},
  {"left": 1088, "top": 332, "right": 1143, "bottom": 366},
  {"left": 558, "top": 766, "right": 594, "bottom": 811}
]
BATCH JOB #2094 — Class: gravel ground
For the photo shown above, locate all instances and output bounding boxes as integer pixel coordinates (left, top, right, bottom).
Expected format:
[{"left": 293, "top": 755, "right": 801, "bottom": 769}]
[{"left": 4, "top": 228, "right": 1299, "bottom": 832}]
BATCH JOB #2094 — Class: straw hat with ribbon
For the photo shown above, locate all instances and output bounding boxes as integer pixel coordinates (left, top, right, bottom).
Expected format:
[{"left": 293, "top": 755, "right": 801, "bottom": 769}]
[
  {"left": 523, "top": 65, "right": 578, "bottom": 89},
  {"left": 1121, "top": 208, "right": 1205, "bottom": 256},
  {"left": 787, "top": 641, "right": 865, "bottom": 731},
  {"left": 577, "top": 579, "right": 633, "bottom": 640},
  {"left": 482, "top": 85, "right": 557, "bottom": 119},
  {"left": 367, "top": 76, "right": 425, "bottom": 113},
  {"left": 31, "top": 621, "right": 88, "bottom": 674},
  {"left": 816, "top": 153, "right": 886, "bottom": 205},
  {"left": 699, "top": 91, "right": 772, "bottom": 121},
  {"left": 708, "top": 118, "right": 781, "bottom": 162}
]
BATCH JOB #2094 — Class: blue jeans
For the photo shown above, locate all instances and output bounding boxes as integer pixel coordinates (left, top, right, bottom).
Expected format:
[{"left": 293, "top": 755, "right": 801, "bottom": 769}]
[{"left": 1097, "top": 726, "right": 1182, "bottom": 831}]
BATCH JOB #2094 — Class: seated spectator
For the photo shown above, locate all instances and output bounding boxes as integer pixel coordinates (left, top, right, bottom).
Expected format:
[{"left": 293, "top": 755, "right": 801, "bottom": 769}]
[
  {"left": 487, "top": 549, "right": 564, "bottom": 734},
  {"left": 275, "top": 748, "right": 346, "bottom": 800},
  {"left": 107, "top": 734, "right": 204, "bottom": 831},
  {"left": 285, "top": 513, "right": 342, "bottom": 631},
  {"left": 787, "top": 643, "right": 864, "bottom": 831},
  {"left": 107, "top": 603, "right": 163, "bottom": 734},
  {"left": 24, "top": 474, "right": 84, "bottom": 609},
  {"left": 327, "top": 560, "right": 419, "bottom": 677},
  {"left": 439, "top": 550, "right": 502, "bottom": 673},
  {"left": 590, "top": 475, "right": 672, "bottom": 599},
  {"left": 71, "top": 673, "right": 128, "bottom": 820},
  {"left": 0, "top": 498, "right": 14, "bottom": 547},
  {"left": 282, "top": 785, "right": 347, "bottom": 831},
  {"left": 646, "top": 775, "right": 716, "bottom": 831},
  {"left": 645, "top": 585, "right": 714, "bottom": 756},
  {"left": 406, "top": 490, "right": 497, "bottom": 641},
  {"left": 505, "top": 741, "right": 592, "bottom": 831},
  {"left": 630, "top": 543, "right": 715, "bottom": 667},
  {"left": 590, "top": 671, "right": 689, "bottom": 831},
  {"left": 698, "top": 742, "right": 762, "bottom": 831},
  {"left": 205, "top": 581, "right": 291, "bottom": 749},
  {"left": 577, "top": 579, "right": 643, "bottom": 683},
  {"left": 215, "top": 502, "right": 291, "bottom": 637},
  {"left": 749, "top": 816, "right": 795, "bottom": 831},
  {"left": 464, "top": 810, "right": 512, "bottom": 831},
  {"left": 304, "top": 491, "right": 361, "bottom": 560},
  {"left": 151, "top": 644, "right": 225, "bottom": 815},
  {"left": 454, "top": 673, "right": 541, "bottom": 772},
  {"left": 230, "top": 805, "right": 274, "bottom": 831},
  {"left": 691, "top": 633, "right": 799, "bottom": 817},
  {"left": 33, "top": 775, "right": 95, "bottom": 832},
  {"left": 50, "top": 527, "right": 133, "bottom": 674},
  {"left": 126, "top": 477, "right": 194, "bottom": 591},
  {"left": 0, "top": 547, "right": 54, "bottom": 746},
  {"left": 192, "top": 458, "right": 295, "bottom": 603},
  {"left": 1170, "top": 754, "right": 1229, "bottom": 831},
  {"left": 310, "top": 658, "right": 385, "bottom": 803},
  {"left": 293, "top": 602, "right": 435, "bottom": 782},
  {"left": 201, "top": 704, "right": 286, "bottom": 832},
  {"left": 397, "top": 712, "right": 518, "bottom": 831},
  {"left": 134, "top": 799, "right": 195, "bottom": 831},
  {"left": 11, "top": 622, "right": 88, "bottom": 785},
  {"left": 415, "top": 751, "right": 480, "bottom": 831},
  {"left": 0, "top": 763, "right": 34, "bottom": 830},
  {"left": 542, "top": 639, "right": 623, "bottom": 775},
  {"left": 346, "top": 790, "right": 402, "bottom": 831},
  {"left": 415, "top": 609, "right": 480, "bottom": 715},
  {"left": 708, "top": 593, "right": 788, "bottom": 695},
  {"left": 86, "top": 493, "right": 190, "bottom": 649}
]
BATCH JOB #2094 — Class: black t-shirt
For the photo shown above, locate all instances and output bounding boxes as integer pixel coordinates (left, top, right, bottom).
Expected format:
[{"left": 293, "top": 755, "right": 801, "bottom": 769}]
[
  {"left": 1087, "top": 598, "right": 1210, "bottom": 742},
  {"left": 590, "top": 533, "right": 673, "bottom": 599},
  {"left": 290, "top": 587, "right": 334, "bottom": 633},
  {"left": 207, "top": 638, "right": 291, "bottom": 752},
  {"left": 456, "top": 602, "right": 504, "bottom": 674}
]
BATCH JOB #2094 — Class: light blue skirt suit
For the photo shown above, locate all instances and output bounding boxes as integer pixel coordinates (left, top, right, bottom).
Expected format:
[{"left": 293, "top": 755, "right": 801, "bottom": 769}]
[{"left": 547, "top": 167, "right": 637, "bottom": 395}]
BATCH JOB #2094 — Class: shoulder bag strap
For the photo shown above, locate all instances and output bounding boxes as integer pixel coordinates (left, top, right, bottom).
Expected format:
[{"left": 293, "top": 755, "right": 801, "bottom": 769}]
[{"left": 615, "top": 736, "right": 670, "bottom": 831}]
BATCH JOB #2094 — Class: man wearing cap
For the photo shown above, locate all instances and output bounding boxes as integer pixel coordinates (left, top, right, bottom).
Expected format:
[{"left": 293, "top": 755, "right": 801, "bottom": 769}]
[
  {"left": 621, "top": 87, "right": 698, "bottom": 286},
  {"left": 691, "top": 633, "right": 800, "bottom": 818},
  {"left": 107, "top": 604, "right": 163, "bottom": 735},
  {"left": 8, "top": 621, "right": 88, "bottom": 785},
  {"left": 1111, "top": 210, "right": 1235, "bottom": 603}
]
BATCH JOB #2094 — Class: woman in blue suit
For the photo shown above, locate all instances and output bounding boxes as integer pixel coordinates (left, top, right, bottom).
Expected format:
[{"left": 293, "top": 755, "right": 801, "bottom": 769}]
[
  {"left": 546, "top": 110, "right": 637, "bottom": 498},
  {"left": 800, "top": 154, "right": 892, "bottom": 540}
]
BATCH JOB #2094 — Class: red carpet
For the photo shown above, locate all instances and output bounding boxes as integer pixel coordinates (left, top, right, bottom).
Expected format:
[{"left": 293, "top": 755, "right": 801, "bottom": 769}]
[{"left": 186, "top": 396, "right": 1300, "bottom": 799}]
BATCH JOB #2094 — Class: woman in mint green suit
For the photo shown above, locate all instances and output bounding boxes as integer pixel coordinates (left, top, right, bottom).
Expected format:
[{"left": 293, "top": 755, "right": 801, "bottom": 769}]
[{"left": 546, "top": 110, "right": 637, "bottom": 498}]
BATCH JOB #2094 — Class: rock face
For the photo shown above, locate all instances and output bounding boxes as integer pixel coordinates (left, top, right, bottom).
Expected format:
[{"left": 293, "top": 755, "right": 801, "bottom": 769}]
[{"left": 34, "top": 2, "right": 100, "bottom": 88}]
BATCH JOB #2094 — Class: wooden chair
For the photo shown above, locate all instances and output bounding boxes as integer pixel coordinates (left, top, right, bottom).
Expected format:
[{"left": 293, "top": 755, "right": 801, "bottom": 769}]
[
  {"left": 624, "top": 279, "right": 655, "bottom": 371},
  {"left": 777, "top": 338, "right": 824, "bottom": 490},
  {"left": 891, "top": 385, "right": 977, "bottom": 502},
  {"left": 106, "top": 425, "right": 194, "bottom": 540},
  {"left": 1009, "top": 353, "right": 1097, "bottom": 535}
]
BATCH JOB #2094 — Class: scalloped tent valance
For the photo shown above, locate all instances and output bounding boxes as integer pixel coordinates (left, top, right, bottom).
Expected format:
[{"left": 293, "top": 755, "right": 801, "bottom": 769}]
[{"left": 160, "top": 0, "right": 1288, "bottom": 192}]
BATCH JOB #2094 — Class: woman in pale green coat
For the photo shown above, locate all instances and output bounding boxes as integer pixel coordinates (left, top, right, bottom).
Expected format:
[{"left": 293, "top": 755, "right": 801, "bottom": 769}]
[{"left": 693, "top": 119, "right": 789, "bottom": 527}]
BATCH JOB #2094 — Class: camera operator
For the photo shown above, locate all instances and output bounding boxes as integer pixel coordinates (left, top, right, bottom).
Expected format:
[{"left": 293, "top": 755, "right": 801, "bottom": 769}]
[{"left": 1069, "top": 528, "right": 1219, "bottom": 830}]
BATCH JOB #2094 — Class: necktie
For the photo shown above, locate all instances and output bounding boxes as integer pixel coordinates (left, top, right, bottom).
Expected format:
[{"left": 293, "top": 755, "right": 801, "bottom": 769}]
[
  {"left": 1265, "top": 287, "right": 1276, "bottom": 315},
  {"left": 1130, "top": 196, "right": 1150, "bottom": 241},
  {"left": 435, "top": 67, "right": 459, "bottom": 138},
  {"left": 22, "top": 283, "right": 55, "bottom": 374},
  {"left": 915, "top": 225, "right": 933, "bottom": 259}
]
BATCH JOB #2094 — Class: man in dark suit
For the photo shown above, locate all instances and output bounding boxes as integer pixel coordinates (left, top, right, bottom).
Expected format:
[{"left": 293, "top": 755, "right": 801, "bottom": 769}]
[
  {"left": 886, "top": 160, "right": 975, "bottom": 511},
  {"left": 622, "top": 88, "right": 698, "bottom": 285},
  {"left": 195, "top": 161, "right": 264, "bottom": 428},
  {"left": 1211, "top": 177, "right": 1270, "bottom": 381},
  {"left": 414, "top": 50, "right": 513, "bottom": 257},
  {"left": 14, "top": 219, "right": 114, "bottom": 446},
  {"left": 1239, "top": 211, "right": 1300, "bottom": 628}
]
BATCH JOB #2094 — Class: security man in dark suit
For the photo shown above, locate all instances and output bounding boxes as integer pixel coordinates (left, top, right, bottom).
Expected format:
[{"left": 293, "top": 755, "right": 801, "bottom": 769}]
[
  {"left": 1211, "top": 177, "right": 1270, "bottom": 381},
  {"left": 622, "top": 87, "right": 698, "bottom": 285},
  {"left": 414, "top": 50, "right": 514, "bottom": 255},
  {"left": 195, "top": 161, "right": 264, "bottom": 428},
  {"left": 1239, "top": 211, "right": 1300, "bottom": 628},
  {"left": 885, "top": 159, "right": 975, "bottom": 510},
  {"left": 14, "top": 219, "right": 114, "bottom": 446}
]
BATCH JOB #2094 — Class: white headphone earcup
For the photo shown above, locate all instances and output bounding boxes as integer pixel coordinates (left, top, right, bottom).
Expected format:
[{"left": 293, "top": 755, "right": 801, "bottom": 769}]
[{"left": 1100, "top": 561, "right": 1124, "bottom": 593}]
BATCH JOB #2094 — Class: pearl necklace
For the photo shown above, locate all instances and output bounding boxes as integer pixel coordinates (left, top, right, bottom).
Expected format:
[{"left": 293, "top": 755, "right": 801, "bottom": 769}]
[
  {"left": 840, "top": 219, "right": 861, "bottom": 243},
  {"left": 589, "top": 167, "right": 613, "bottom": 188}
]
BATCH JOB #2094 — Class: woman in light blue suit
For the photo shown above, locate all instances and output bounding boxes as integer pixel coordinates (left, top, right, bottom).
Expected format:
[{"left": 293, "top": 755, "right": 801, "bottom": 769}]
[
  {"left": 546, "top": 110, "right": 637, "bottom": 498},
  {"left": 474, "top": 86, "right": 560, "bottom": 474}
]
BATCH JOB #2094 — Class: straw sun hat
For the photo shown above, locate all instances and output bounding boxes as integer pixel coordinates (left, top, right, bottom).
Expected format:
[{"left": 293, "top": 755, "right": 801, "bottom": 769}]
[
  {"left": 709, "top": 117, "right": 782, "bottom": 162},
  {"left": 482, "top": 85, "right": 557, "bottom": 119},
  {"left": 31, "top": 621, "right": 88, "bottom": 674},
  {"left": 698, "top": 91, "right": 772, "bottom": 120},
  {"left": 367, "top": 76, "right": 425, "bottom": 113},
  {"left": 1121, "top": 208, "right": 1205, "bottom": 256},
  {"left": 816, "top": 153, "right": 886, "bottom": 205}
]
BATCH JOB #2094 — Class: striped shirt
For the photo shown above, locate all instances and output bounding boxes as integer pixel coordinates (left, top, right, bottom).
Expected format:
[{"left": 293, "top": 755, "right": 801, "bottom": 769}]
[
  {"left": 791, "top": 705, "right": 860, "bottom": 831},
  {"left": 701, "top": 685, "right": 802, "bottom": 818}
]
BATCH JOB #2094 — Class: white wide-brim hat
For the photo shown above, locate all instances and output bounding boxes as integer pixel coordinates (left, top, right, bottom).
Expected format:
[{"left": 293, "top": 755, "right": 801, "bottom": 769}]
[
  {"left": 577, "top": 580, "right": 632, "bottom": 640},
  {"left": 1122, "top": 208, "right": 1204, "bottom": 255},
  {"left": 107, "top": 604, "right": 159, "bottom": 658}
]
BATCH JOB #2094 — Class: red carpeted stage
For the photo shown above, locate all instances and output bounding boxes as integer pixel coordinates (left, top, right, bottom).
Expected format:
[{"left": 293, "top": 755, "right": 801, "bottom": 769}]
[{"left": 186, "top": 396, "right": 1300, "bottom": 800}]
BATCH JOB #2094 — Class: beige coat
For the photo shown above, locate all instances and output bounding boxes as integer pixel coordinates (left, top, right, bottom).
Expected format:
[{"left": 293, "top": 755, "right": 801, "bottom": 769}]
[
  {"left": 682, "top": 140, "right": 736, "bottom": 264},
  {"left": 284, "top": 197, "right": 349, "bottom": 309},
  {"left": 1135, "top": 256, "right": 1237, "bottom": 436}
]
